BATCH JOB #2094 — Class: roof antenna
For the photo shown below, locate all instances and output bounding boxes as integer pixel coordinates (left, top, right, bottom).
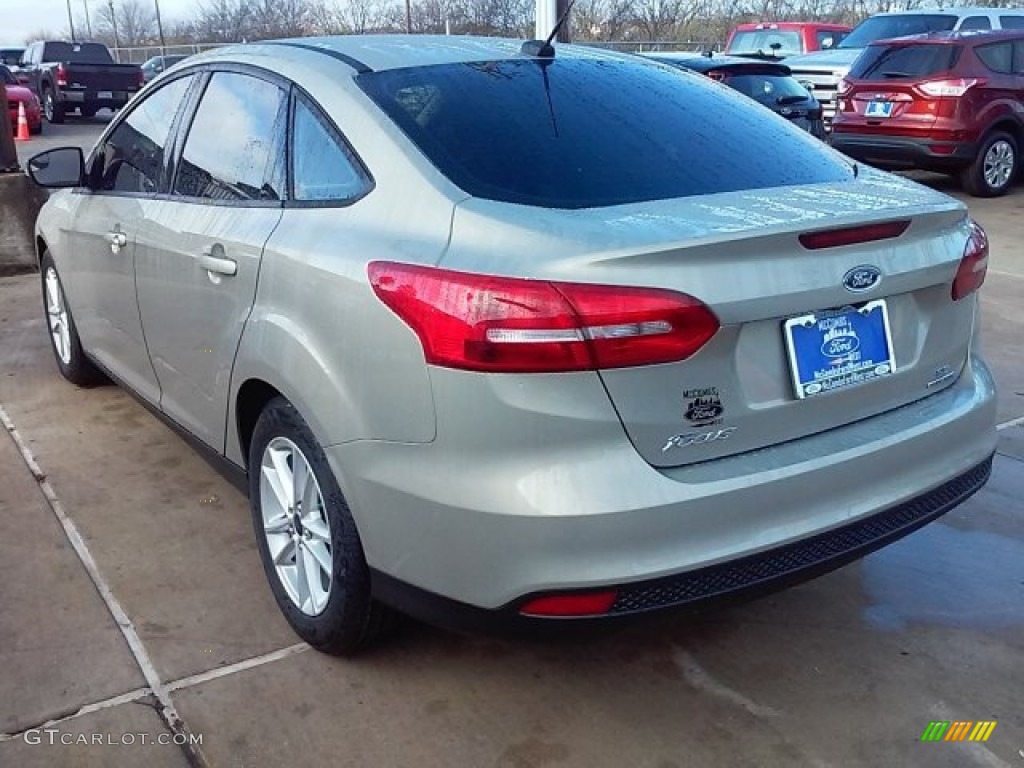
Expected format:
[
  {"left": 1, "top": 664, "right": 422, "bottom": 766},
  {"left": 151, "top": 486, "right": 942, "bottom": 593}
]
[{"left": 521, "top": 0, "right": 577, "bottom": 58}]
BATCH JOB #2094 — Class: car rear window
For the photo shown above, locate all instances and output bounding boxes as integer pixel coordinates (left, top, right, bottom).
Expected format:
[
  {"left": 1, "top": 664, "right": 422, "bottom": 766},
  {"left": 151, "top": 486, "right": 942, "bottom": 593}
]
[
  {"left": 1000, "top": 15, "right": 1024, "bottom": 29},
  {"left": 726, "top": 30, "right": 803, "bottom": 57},
  {"left": 42, "top": 42, "right": 114, "bottom": 64},
  {"left": 358, "top": 58, "right": 851, "bottom": 209},
  {"left": 849, "top": 44, "right": 961, "bottom": 80},
  {"left": 719, "top": 71, "right": 813, "bottom": 106},
  {"left": 839, "top": 14, "right": 957, "bottom": 49}
]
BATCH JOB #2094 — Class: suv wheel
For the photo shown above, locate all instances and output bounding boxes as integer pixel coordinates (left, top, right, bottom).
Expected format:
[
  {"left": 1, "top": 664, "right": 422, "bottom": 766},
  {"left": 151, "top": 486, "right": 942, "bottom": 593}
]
[
  {"left": 961, "top": 131, "right": 1017, "bottom": 197},
  {"left": 249, "top": 397, "right": 396, "bottom": 654}
]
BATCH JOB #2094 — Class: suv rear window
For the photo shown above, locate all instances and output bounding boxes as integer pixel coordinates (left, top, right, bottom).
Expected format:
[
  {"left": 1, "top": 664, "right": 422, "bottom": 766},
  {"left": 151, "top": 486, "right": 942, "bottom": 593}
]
[
  {"left": 849, "top": 44, "right": 961, "bottom": 80},
  {"left": 839, "top": 14, "right": 957, "bottom": 49},
  {"left": 358, "top": 58, "right": 851, "bottom": 209}
]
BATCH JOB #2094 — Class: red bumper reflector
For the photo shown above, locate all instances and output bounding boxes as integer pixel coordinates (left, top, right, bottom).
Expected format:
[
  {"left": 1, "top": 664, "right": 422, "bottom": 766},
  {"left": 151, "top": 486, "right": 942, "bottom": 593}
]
[
  {"left": 519, "top": 591, "right": 618, "bottom": 617},
  {"left": 799, "top": 220, "right": 910, "bottom": 250}
]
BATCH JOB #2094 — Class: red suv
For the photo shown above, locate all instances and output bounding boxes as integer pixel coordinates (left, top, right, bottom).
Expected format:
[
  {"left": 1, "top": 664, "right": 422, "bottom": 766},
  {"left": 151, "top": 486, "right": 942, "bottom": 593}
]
[{"left": 831, "top": 31, "right": 1024, "bottom": 197}]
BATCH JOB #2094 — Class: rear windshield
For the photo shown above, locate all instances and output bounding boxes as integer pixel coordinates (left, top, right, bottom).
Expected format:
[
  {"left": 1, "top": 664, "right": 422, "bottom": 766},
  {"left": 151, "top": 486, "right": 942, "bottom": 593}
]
[
  {"left": 0, "top": 65, "right": 16, "bottom": 85},
  {"left": 358, "top": 58, "right": 851, "bottom": 209},
  {"left": 721, "top": 71, "right": 814, "bottom": 106},
  {"left": 42, "top": 42, "right": 114, "bottom": 64},
  {"left": 1000, "top": 15, "right": 1024, "bottom": 29},
  {"left": 726, "top": 30, "right": 803, "bottom": 57},
  {"left": 850, "top": 43, "right": 961, "bottom": 80},
  {"left": 0, "top": 49, "right": 22, "bottom": 66},
  {"left": 839, "top": 14, "right": 957, "bottom": 49}
]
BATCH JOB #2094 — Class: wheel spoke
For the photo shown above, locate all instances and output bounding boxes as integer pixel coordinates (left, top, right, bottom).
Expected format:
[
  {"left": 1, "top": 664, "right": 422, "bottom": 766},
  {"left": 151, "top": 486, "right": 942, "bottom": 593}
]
[
  {"left": 293, "top": 453, "right": 311, "bottom": 512},
  {"left": 302, "top": 516, "right": 330, "bottom": 543},
  {"left": 293, "top": 540, "right": 310, "bottom": 610},
  {"left": 305, "top": 538, "right": 332, "bottom": 577},
  {"left": 263, "top": 512, "right": 291, "bottom": 535},
  {"left": 268, "top": 533, "right": 295, "bottom": 566}
]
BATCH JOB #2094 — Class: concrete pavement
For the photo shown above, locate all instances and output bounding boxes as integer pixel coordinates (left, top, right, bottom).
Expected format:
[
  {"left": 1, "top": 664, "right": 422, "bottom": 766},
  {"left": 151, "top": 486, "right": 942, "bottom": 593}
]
[{"left": 0, "top": 175, "right": 1021, "bottom": 766}]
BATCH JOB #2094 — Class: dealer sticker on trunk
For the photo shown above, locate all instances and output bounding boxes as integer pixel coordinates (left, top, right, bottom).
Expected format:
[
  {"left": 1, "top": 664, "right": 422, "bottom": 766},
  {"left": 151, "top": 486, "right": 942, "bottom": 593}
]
[{"left": 784, "top": 300, "right": 896, "bottom": 399}]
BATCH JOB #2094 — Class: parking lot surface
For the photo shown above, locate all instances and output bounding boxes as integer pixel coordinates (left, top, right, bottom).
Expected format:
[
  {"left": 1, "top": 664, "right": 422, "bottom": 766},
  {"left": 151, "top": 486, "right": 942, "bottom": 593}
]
[{"left": 2, "top": 119, "right": 1023, "bottom": 767}]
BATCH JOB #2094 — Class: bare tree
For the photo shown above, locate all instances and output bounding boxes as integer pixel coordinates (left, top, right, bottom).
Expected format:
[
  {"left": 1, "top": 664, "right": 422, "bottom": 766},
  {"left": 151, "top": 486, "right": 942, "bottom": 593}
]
[
  {"left": 95, "top": 0, "right": 157, "bottom": 46},
  {"left": 193, "top": 0, "right": 253, "bottom": 41}
]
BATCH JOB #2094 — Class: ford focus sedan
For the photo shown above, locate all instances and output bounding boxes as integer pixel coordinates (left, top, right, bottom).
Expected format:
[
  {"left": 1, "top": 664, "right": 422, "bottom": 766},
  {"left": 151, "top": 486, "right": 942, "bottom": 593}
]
[{"left": 26, "top": 36, "right": 996, "bottom": 654}]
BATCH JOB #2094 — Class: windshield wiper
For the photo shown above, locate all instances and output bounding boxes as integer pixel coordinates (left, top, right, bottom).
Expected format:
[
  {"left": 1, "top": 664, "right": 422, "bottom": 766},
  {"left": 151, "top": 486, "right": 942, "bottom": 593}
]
[{"left": 778, "top": 94, "right": 810, "bottom": 104}]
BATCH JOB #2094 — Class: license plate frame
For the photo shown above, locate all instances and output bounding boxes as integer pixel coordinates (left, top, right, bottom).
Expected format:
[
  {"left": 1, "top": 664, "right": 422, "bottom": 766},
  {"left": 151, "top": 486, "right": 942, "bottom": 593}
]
[{"left": 784, "top": 300, "right": 896, "bottom": 399}]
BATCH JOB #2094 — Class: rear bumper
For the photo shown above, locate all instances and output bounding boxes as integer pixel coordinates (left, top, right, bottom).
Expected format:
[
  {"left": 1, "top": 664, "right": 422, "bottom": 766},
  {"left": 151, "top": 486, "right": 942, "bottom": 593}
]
[
  {"left": 372, "top": 454, "right": 993, "bottom": 634},
  {"left": 59, "top": 89, "right": 136, "bottom": 108},
  {"left": 330, "top": 352, "right": 997, "bottom": 625},
  {"left": 831, "top": 132, "right": 977, "bottom": 171}
]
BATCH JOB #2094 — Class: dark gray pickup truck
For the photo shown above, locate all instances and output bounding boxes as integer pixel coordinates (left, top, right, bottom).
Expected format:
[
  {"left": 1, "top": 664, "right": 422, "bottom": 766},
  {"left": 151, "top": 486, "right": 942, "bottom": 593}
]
[{"left": 19, "top": 41, "right": 143, "bottom": 123}]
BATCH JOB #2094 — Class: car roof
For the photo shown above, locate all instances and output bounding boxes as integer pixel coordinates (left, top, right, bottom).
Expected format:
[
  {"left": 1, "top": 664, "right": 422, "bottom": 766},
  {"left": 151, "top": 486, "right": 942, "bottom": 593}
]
[
  {"left": 218, "top": 34, "right": 632, "bottom": 73},
  {"left": 732, "top": 22, "right": 849, "bottom": 30},
  {"left": 868, "top": 7, "right": 1024, "bottom": 17},
  {"left": 870, "top": 29, "right": 1024, "bottom": 45}
]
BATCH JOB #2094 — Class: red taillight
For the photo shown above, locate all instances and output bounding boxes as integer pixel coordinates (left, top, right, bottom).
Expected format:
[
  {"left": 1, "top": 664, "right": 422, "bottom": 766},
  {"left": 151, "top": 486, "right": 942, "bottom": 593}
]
[
  {"left": 368, "top": 262, "right": 719, "bottom": 373},
  {"left": 519, "top": 591, "right": 618, "bottom": 617},
  {"left": 952, "top": 220, "right": 988, "bottom": 301},
  {"left": 137, "top": 69, "right": 146, "bottom": 87},
  {"left": 799, "top": 220, "right": 910, "bottom": 250},
  {"left": 918, "top": 78, "right": 984, "bottom": 98},
  {"left": 56, "top": 63, "right": 67, "bottom": 86}
]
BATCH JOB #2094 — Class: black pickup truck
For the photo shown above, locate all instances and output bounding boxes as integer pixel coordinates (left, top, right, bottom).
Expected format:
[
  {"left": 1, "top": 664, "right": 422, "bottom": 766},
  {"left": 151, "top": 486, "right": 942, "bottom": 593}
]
[{"left": 18, "top": 41, "right": 143, "bottom": 123}]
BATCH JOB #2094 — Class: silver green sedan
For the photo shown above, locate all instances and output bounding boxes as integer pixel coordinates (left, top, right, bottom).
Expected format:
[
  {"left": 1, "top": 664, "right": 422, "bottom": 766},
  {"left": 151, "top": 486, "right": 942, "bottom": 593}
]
[{"left": 26, "top": 35, "right": 997, "bottom": 654}]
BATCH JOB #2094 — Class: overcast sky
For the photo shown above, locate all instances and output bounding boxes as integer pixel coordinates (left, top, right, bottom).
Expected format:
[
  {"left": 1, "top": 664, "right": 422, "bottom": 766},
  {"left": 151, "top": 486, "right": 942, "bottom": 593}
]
[{"left": 1, "top": 0, "right": 197, "bottom": 46}]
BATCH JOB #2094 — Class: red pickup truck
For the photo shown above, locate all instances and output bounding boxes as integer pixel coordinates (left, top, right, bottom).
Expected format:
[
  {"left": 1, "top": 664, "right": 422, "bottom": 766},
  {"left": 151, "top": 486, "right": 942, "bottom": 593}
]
[{"left": 725, "top": 22, "right": 852, "bottom": 59}]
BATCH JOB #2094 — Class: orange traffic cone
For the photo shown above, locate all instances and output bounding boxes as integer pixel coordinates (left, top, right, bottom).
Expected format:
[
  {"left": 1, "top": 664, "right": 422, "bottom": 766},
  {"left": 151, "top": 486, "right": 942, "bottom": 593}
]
[{"left": 15, "top": 101, "right": 30, "bottom": 142}]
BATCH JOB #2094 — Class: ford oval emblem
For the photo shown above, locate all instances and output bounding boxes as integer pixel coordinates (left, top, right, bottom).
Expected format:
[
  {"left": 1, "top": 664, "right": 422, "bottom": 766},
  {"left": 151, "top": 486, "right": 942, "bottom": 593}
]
[{"left": 842, "top": 265, "right": 882, "bottom": 293}]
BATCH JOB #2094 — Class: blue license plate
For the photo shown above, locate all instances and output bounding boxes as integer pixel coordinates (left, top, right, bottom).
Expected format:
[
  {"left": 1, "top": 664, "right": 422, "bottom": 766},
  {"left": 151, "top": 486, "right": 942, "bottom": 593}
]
[
  {"left": 784, "top": 300, "right": 896, "bottom": 399},
  {"left": 865, "top": 101, "right": 894, "bottom": 118}
]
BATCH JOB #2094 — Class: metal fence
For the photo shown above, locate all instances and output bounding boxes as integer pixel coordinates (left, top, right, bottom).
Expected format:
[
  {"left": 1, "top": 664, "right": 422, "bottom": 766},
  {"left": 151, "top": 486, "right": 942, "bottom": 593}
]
[{"left": 110, "top": 43, "right": 232, "bottom": 64}]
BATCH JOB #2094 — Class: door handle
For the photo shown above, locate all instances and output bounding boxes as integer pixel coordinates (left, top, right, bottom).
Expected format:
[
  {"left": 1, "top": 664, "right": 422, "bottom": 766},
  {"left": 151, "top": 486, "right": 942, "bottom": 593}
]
[
  {"left": 196, "top": 247, "right": 237, "bottom": 277},
  {"left": 104, "top": 230, "right": 127, "bottom": 253}
]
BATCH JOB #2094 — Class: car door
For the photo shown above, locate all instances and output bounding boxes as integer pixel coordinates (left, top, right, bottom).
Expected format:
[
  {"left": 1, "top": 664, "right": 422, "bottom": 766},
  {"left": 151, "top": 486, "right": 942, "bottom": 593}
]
[
  {"left": 133, "top": 69, "right": 287, "bottom": 450},
  {"left": 64, "top": 73, "right": 196, "bottom": 403}
]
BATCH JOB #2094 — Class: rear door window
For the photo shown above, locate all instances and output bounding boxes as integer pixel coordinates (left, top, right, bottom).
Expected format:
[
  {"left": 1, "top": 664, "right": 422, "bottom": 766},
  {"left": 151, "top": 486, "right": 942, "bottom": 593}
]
[
  {"left": 850, "top": 44, "right": 962, "bottom": 80},
  {"left": 958, "top": 16, "right": 992, "bottom": 32},
  {"left": 173, "top": 71, "right": 287, "bottom": 203},
  {"left": 358, "top": 58, "right": 852, "bottom": 209},
  {"left": 976, "top": 42, "right": 1013, "bottom": 74}
]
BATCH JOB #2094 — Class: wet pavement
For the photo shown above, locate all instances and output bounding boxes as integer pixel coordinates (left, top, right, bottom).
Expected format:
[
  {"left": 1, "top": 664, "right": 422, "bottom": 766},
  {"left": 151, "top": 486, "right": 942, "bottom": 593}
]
[{"left": 0, "top": 181, "right": 1022, "bottom": 767}]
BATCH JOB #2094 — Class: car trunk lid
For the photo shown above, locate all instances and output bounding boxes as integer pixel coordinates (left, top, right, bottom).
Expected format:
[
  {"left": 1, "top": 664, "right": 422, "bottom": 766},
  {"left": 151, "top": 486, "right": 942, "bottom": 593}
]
[{"left": 440, "top": 173, "right": 975, "bottom": 468}]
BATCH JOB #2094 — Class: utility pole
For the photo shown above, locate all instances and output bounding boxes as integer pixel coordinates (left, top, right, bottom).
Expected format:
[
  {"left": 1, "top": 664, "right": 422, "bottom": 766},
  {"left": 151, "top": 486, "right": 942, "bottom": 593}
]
[
  {"left": 66, "top": 0, "right": 77, "bottom": 40},
  {"left": 83, "top": 0, "right": 94, "bottom": 38},
  {"left": 405, "top": 0, "right": 412, "bottom": 33},
  {"left": 154, "top": 0, "right": 167, "bottom": 54},
  {"left": 109, "top": 0, "right": 120, "bottom": 51}
]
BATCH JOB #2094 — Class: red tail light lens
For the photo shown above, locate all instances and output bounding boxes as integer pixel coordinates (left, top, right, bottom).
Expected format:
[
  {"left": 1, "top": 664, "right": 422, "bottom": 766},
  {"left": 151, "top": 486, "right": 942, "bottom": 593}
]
[
  {"left": 137, "top": 69, "right": 146, "bottom": 87},
  {"left": 918, "top": 78, "right": 984, "bottom": 98},
  {"left": 368, "top": 262, "right": 719, "bottom": 373},
  {"left": 56, "top": 64, "right": 67, "bottom": 86},
  {"left": 952, "top": 220, "right": 988, "bottom": 301},
  {"left": 799, "top": 220, "right": 910, "bottom": 250},
  {"left": 519, "top": 591, "right": 618, "bottom": 617}
]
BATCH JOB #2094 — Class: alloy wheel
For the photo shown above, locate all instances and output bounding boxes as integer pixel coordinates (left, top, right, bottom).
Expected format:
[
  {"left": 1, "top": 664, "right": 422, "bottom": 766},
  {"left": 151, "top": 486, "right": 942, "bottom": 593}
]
[
  {"left": 259, "top": 436, "right": 333, "bottom": 616},
  {"left": 44, "top": 267, "right": 71, "bottom": 365},
  {"left": 983, "top": 140, "right": 1015, "bottom": 191}
]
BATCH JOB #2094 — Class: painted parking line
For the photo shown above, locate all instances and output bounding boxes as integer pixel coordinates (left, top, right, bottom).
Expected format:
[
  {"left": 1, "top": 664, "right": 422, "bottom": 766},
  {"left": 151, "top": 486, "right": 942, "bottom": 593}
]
[
  {"left": 997, "top": 415, "right": 1024, "bottom": 431},
  {"left": 0, "top": 402, "right": 207, "bottom": 767}
]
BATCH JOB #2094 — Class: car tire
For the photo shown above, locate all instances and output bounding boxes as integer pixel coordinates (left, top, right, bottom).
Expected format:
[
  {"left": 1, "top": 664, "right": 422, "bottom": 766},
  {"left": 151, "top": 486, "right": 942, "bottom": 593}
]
[
  {"left": 248, "top": 396, "right": 396, "bottom": 655},
  {"left": 39, "top": 251, "right": 105, "bottom": 386},
  {"left": 42, "top": 88, "right": 64, "bottom": 124},
  {"left": 960, "top": 131, "right": 1017, "bottom": 197},
  {"left": 29, "top": 121, "right": 42, "bottom": 135}
]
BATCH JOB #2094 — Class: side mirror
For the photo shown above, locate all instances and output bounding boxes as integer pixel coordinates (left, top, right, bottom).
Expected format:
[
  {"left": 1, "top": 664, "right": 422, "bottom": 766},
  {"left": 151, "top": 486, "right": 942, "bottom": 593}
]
[{"left": 27, "top": 147, "right": 85, "bottom": 188}]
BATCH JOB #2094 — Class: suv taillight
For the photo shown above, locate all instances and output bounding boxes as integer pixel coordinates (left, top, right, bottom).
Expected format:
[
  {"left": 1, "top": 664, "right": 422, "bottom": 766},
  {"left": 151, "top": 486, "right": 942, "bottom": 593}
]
[
  {"left": 56, "top": 63, "right": 67, "bottom": 86},
  {"left": 918, "top": 78, "right": 984, "bottom": 98},
  {"left": 952, "top": 220, "right": 988, "bottom": 301},
  {"left": 368, "top": 262, "right": 720, "bottom": 373}
]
